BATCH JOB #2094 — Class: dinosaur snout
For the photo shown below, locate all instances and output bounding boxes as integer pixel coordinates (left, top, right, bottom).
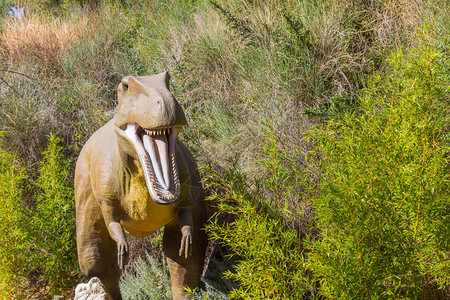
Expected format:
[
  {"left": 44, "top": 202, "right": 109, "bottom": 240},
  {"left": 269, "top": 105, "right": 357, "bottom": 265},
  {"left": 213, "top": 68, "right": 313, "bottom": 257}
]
[{"left": 139, "top": 96, "right": 170, "bottom": 126}]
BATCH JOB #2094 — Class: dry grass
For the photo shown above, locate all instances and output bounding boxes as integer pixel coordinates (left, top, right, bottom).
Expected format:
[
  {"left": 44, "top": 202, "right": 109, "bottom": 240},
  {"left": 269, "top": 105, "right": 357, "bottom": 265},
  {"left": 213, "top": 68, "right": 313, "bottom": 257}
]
[
  {"left": 0, "top": 6, "right": 117, "bottom": 170},
  {"left": 0, "top": 13, "right": 93, "bottom": 75},
  {"left": 311, "top": 0, "right": 425, "bottom": 99},
  {"left": 376, "top": 0, "right": 424, "bottom": 41}
]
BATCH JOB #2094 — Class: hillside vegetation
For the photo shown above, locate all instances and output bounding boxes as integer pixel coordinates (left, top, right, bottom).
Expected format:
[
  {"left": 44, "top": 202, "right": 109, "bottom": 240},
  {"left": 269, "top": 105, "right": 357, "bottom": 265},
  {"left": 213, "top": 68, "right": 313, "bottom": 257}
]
[{"left": 0, "top": 0, "right": 448, "bottom": 299}]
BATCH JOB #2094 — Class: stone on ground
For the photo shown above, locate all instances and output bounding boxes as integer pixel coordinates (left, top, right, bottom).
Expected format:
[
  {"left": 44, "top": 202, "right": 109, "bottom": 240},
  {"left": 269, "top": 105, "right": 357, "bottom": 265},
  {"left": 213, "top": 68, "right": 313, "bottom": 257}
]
[{"left": 74, "top": 277, "right": 112, "bottom": 300}]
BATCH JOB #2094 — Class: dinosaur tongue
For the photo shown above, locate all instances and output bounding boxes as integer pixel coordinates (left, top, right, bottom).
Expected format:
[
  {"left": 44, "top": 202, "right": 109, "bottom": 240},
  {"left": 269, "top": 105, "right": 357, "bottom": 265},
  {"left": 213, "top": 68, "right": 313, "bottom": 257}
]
[{"left": 142, "top": 134, "right": 171, "bottom": 190}]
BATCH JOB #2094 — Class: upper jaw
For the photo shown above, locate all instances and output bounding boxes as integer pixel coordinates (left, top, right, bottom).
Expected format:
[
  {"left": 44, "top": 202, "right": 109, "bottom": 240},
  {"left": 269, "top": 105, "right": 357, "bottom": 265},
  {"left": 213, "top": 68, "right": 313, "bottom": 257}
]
[
  {"left": 116, "top": 123, "right": 183, "bottom": 205},
  {"left": 115, "top": 118, "right": 187, "bottom": 132},
  {"left": 142, "top": 126, "right": 183, "bottom": 137}
]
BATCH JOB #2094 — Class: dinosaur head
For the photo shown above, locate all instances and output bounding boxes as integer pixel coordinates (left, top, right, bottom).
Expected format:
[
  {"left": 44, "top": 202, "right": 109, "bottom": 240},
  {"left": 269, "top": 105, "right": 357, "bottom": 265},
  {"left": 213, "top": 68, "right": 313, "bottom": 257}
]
[{"left": 114, "top": 72, "right": 187, "bottom": 205}]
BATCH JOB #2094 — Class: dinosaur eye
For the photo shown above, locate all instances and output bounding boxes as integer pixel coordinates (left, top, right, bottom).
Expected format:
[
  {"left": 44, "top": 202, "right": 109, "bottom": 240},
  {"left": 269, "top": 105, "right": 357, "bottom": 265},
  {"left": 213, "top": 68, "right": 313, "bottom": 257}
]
[{"left": 122, "top": 82, "right": 128, "bottom": 93}]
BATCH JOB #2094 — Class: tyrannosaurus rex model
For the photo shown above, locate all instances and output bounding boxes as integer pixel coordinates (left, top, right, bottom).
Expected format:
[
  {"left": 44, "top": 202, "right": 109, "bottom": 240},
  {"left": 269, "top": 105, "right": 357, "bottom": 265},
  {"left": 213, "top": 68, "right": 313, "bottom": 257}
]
[{"left": 75, "top": 72, "right": 207, "bottom": 300}]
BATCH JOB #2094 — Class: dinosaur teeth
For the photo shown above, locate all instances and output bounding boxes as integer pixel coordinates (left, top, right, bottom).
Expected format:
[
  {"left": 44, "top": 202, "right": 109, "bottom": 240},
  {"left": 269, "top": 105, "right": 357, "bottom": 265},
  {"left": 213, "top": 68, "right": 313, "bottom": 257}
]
[
  {"left": 143, "top": 126, "right": 183, "bottom": 137},
  {"left": 145, "top": 129, "right": 156, "bottom": 136}
]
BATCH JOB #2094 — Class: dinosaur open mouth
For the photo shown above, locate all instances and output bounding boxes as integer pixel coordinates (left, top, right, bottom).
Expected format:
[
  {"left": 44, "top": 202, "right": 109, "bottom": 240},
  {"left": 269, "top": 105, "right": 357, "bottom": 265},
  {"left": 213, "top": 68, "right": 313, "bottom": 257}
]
[{"left": 122, "top": 123, "right": 182, "bottom": 204}]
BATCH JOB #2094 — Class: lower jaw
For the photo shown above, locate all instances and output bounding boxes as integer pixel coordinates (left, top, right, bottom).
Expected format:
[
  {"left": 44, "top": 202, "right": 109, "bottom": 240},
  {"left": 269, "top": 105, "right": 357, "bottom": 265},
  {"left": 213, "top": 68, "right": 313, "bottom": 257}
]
[{"left": 143, "top": 163, "right": 180, "bottom": 204}]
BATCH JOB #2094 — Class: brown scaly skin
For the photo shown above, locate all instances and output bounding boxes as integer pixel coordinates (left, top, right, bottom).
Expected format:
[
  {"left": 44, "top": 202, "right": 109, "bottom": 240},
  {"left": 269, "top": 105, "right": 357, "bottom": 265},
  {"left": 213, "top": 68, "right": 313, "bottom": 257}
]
[{"left": 75, "top": 72, "right": 207, "bottom": 300}]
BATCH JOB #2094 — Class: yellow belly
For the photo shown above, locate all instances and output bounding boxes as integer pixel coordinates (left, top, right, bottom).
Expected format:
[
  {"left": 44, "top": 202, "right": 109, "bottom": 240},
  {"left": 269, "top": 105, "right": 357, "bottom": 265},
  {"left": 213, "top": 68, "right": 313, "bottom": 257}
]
[{"left": 121, "top": 176, "right": 177, "bottom": 238}]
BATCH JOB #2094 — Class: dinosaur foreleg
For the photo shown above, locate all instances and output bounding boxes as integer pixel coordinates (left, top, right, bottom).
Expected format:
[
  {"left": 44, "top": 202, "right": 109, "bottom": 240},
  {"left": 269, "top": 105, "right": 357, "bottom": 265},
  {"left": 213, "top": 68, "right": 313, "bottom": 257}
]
[
  {"left": 163, "top": 205, "right": 207, "bottom": 299},
  {"left": 107, "top": 221, "right": 129, "bottom": 270}
]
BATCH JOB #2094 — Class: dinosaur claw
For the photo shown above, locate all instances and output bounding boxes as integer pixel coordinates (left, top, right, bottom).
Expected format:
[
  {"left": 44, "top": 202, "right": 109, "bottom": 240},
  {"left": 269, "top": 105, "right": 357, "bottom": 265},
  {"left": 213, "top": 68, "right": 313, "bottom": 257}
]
[{"left": 179, "top": 225, "right": 192, "bottom": 259}]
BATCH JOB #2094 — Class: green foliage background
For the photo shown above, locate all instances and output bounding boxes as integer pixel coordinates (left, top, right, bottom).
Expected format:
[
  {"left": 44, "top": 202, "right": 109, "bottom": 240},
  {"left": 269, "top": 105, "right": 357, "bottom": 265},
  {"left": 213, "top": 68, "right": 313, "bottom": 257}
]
[
  {"left": 33, "top": 134, "right": 79, "bottom": 293},
  {"left": 0, "top": 134, "right": 78, "bottom": 298},
  {"left": 0, "top": 0, "right": 448, "bottom": 298},
  {"left": 0, "top": 136, "right": 29, "bottom": 298}
]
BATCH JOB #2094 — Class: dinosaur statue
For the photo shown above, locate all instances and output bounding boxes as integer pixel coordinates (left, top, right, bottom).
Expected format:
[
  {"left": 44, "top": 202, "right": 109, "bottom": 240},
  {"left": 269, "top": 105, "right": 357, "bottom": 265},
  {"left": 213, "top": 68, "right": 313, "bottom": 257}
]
[{"left": 75, "top": 72, "right": 207, "bottom": 300}]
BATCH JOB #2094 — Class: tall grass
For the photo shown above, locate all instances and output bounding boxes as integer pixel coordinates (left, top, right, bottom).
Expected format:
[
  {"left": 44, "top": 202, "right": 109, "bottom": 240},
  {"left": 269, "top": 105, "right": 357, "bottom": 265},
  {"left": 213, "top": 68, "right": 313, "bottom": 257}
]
[
  {"left": 0, "top": 0, "right": 440, "bottom": 173},
  {"left": 1, "top": 14, "right": 88, "bottom": 75}
]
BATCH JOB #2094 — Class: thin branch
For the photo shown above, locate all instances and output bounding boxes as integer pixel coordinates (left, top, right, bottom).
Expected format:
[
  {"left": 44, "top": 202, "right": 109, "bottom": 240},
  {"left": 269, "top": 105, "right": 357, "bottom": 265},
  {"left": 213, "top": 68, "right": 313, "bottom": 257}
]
[
  {"left": 0, "top": 76, "right": 22, "bottom": 97},
  {"left": 0, "top": 69, "right": 37, "bottom": 80}
]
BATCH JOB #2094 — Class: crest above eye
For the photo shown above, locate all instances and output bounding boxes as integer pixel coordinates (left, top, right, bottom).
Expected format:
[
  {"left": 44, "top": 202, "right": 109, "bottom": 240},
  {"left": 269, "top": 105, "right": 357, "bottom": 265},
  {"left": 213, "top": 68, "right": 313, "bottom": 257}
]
[{"left": 119, "top": 76, "right": 147, "bottom": 96}]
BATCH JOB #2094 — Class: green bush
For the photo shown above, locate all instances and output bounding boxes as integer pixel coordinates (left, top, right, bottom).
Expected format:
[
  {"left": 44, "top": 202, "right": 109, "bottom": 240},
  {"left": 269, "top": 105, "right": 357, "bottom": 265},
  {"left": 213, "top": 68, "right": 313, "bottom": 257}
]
[
  {"left": 0, "top": 135, "right": 30, "bottom": 298},
  {"left": 204, "top": 38, "right": 449, "bottom": 299},
  {"left": 0, "top": 134, "right": 79, "bottom": 297},
  {"left": 306, "top": 39, "right": 449, "bottom": 299},
  {"left": 204, "top": 129, "right": 316, "bottom": 299},
  {"left": 32, "top": 134, "right": 79, "bottom": 293}
]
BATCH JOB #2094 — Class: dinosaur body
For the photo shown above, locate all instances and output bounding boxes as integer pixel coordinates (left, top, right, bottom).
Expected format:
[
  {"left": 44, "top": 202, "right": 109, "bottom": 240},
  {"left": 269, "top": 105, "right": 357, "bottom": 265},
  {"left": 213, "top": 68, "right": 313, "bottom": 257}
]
[{"left": 75, "top": 72, "right": 207, "bottom": 300}]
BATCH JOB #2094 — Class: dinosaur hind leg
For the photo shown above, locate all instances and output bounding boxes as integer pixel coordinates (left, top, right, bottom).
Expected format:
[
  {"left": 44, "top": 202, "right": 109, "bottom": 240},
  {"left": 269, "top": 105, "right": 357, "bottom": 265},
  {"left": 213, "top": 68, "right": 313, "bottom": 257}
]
[{"left": 76, "top": 194, "right": 122, "bottom": 299}]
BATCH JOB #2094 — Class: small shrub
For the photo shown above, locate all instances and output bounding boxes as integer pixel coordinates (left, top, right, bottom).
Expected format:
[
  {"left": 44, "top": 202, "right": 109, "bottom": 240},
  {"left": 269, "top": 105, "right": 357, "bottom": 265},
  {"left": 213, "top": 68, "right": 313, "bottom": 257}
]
[
  {"left": 0, "top": 133, "right": 80, "bottom": 297},
  {"left": 32, "top": 134, "right": 79, "bottom": 293},
  {"left": 120, "top": 252, "right": 172, "bottom": 300},
  {"left": 0, "top": 135, "right": 30, "bottom": 299},
  {"left": 120, "top": 251, "right": 230, "bottom": 300}
]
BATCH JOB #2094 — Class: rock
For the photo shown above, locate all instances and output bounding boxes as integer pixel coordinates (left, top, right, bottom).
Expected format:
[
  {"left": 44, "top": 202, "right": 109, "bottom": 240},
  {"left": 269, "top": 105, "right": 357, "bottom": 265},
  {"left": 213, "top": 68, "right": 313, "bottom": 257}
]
[{"left": 74, "top": 277, "right": 113, "bottom": 300}]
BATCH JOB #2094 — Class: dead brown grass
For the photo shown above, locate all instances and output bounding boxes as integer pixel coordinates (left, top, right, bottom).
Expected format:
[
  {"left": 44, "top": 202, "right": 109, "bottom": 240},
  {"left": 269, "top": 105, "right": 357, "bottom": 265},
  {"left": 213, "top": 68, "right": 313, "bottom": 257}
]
[
  {"left": 316, "top": 0, "right": 425, "bottom": 97},
  {"left": 0, "top": 13, "right": 92, "bottom": 75}
]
